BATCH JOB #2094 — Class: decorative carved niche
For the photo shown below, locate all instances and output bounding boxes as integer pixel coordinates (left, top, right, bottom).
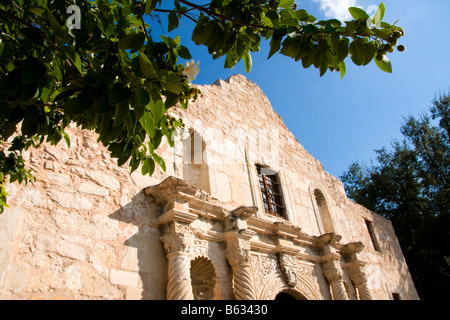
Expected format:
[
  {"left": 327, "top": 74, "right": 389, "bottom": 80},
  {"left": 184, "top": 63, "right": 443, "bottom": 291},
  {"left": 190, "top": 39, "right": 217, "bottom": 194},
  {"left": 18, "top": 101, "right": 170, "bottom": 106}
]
[{"left": 190, "top": 257, "right": 217, "bottom": 300}]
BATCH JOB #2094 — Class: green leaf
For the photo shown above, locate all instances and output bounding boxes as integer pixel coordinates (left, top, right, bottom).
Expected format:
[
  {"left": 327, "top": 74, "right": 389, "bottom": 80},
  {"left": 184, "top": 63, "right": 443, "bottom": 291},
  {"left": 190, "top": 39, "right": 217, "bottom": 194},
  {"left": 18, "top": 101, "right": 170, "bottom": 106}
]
[
  {"left": 348, "top": 7, "right": 370, "bottom": 20},
  {"left": 145, "top": 0, "right": 157, "bottom": 14},
  {"left": 338, "top": 61, "right": 346, "bottom": 79},
  {"left": 62, "top": 46, "right": 83, "bottom": 74},
  {"left": 149, "top": 99, "right": 164, "bottom": 126},
  {"left": 243, "top": 50, "right": 252, "bottom": 73},
  {"left": 117, "top": 141, "right": 133, "bottom": 166},
  {"left": 279, "top": 0, "right": 295, "bottom": 9},
  {"left": 327, "top": 19, "right": 342, "bottom": 27},
  {"left": 168, "top": 12, "right": 179, "bottom": 32},
  {"left": 113, "top": 102, "right": 129, "bottom": 127},
  {"left": 152, "top": 153, "right": 166, "bottom": 172},
  {"left": 141, "top": 158, "right": 155, "bottom": 176},
  {"left": 28, "top": 6, "right": 46, "bottom": 16},
  {"left": 118, "top": 32, "right": 145, "bottom": 53},
  {"left": 177, "top": 45, "right": 192, "bottom": 60},
  {"left": 374, "top": 55, "right": 392, "bottom": 73},
  {"left": 53, "top": 87, "right": 81, "bottom": 102},
  {"left": 47, "top": 10, "right": 66, "bottom": 39},
  {"left": 137, "top": 87, "right": 150, "bottom": 107},
  {"left": 63, "top": 131, "right": 71, "bottom": 148},
  {"left": 268, "top": 28, "right": 287, "bottom": 59},
  {"left": 349, "top": 39, "right": 365, "bottom": 66},
  {"left": 129, "top": 153, "right": 140, "bottom": 174},
  {"left": 109, "top": 83, "right": 132, "bottom": 105},
  {"left": 138, "top": 51, "right": 156, "bottom": 78},
  {"left": 280, "top": 38, "right": 301, "bottom": 58},
  {"left": 325, "top": 23, "right": 336, "bottom": 34},
  {"left": 192, "top": 15, "right": 213, "bottom": 45},
  {"left": 338, "top": 38, "right": 349, "bottom": 62},
  {"left": 372, "top": 3, "right": 386, "bottom": 26},
  {"left": 20, "top": 83, "right": 38, "bottom": 101},
  {"left": 279, "top": 9, "right": 299, "bottom": 26},
  {"left": 139, "top": 111, "right": 155, "bottom": 138},
  {"left": 21, "top": 57, "right": 46, "bottom": 84},
  {"left": 65, "top": 90, "right": 93, "bottom": 115},
  {"left": 160, "top": 71, "right": 183, "bottom": 95},
  {"left": 294, "top": 9, "right": 309, "bottom": 21}
]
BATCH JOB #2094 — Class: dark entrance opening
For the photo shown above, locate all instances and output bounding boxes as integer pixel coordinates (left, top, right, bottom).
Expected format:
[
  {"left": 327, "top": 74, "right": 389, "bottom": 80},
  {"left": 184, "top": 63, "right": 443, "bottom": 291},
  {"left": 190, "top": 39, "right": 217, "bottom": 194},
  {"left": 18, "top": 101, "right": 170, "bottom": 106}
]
[
  {"left": 275, "top": 292, "right": 297, "bottom": 301},
  {"left": 275, "top": 289, "right": 308, "bottom": 300}
]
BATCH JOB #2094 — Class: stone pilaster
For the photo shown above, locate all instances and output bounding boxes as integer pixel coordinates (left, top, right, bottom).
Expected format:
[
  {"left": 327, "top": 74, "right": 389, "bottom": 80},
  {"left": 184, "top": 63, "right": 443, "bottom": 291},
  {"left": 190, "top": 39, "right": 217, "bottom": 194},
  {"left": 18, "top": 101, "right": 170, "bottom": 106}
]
[
  {"left": 224, "top": 206, "right": 257, "bottom": 300},
  {"left": 317, "top": 233, "right": 349, "bottom": 300},
  {"left": 322, "top": 255, "right": 349, "bottom": 300},
  {"left": 157, "top": 191, "right": 198, "bottom": 300},
  {"left": 160, "top": 224, "right": 195, "bottom": 300},
  {"left": 341, "top": 242, "right": 373, "bottom": 300}
]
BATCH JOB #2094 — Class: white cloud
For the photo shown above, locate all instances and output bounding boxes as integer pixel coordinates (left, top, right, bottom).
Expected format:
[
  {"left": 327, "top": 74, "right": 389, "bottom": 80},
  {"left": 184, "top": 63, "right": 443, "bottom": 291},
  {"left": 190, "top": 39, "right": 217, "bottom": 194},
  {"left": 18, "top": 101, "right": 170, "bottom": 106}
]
[{"left": 312, "top": 0, "right": 361, "bottom": 21}]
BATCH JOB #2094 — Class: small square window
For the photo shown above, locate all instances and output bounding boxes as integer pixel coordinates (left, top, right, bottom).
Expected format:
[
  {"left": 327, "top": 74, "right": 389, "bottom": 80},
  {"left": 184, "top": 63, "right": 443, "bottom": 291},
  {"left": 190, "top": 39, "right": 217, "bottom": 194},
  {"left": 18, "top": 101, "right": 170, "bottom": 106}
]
[{"left": 256, "top": 165, "right": 286, "bottom": 219}]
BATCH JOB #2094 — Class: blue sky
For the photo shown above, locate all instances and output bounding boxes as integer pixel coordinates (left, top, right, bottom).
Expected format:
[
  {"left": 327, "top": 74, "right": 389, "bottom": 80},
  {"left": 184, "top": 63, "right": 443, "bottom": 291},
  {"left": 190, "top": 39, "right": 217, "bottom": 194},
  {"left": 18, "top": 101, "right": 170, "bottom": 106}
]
[{"left": 160, "top": 0, "right": 450, "bottom": 178}]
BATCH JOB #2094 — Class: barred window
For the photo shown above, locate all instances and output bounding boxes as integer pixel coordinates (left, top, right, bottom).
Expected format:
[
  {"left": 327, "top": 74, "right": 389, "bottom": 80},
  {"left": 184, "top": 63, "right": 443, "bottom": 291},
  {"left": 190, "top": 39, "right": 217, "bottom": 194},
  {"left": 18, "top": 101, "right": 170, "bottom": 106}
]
[{"left": 256, "top": 165, "right": 286, "bottom": 219}]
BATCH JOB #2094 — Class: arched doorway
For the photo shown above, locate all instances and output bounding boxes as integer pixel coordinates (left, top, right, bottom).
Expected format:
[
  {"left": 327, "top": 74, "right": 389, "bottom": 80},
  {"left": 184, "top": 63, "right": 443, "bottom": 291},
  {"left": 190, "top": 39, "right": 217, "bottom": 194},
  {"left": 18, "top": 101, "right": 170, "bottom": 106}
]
[
  {"left": 275, "top": 289, "right": 308, "bottom": 300},
  {"left": 190, "top": 257, "right": 217, "bottom": 300}
]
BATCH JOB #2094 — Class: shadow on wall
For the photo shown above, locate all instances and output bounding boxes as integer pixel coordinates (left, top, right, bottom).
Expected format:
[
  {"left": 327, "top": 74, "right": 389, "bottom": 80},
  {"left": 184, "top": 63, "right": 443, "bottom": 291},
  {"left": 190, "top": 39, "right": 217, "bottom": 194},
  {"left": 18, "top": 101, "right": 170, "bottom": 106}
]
[
  {"left": 370, "top": 212, "right": 419, "bottom": 300},
  {"left": 109, "top": 189, "right": 168, "bottom": 300}
]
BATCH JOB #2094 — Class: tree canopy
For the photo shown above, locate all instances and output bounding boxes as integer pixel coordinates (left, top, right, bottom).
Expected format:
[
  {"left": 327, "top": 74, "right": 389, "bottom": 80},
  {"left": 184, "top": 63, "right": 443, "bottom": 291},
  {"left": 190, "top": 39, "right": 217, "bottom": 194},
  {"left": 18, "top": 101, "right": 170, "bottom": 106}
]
[
  {"left": 341, "top": 93, "right": 450, "bottom": 300},
  {"left": 0, "top": 0, "right": 405, "bottom": 212}
]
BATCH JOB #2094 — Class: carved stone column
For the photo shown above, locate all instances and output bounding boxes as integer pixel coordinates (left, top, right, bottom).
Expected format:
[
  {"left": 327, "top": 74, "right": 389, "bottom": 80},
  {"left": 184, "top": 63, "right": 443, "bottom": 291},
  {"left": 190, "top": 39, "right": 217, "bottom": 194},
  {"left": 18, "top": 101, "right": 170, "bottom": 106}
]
[
  {"left": 161, "top": 229, "right": 194, "bottom": 300},
  {"left": 157, "top": 195, "right": 198, "bottom": 300},
  {"left": 322, "top": 256, "right": 349, "bottom": 300},
  {"left": 224, "top": 206, "right": 257, "bottom": 300},
  {"left": 317, "top": 233, "right": 349, "bottom": 300},
  {"left": 341, "top": 242, "right": 373, "bottom": 300}
]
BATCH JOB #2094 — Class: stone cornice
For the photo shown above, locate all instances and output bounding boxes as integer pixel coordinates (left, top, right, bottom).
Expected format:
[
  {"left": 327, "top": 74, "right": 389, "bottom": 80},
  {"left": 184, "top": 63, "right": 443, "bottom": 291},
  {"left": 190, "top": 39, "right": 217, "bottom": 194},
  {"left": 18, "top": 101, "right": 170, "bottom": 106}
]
[
  {"left": 247, "top": 216, "right": 315, "bottom": 243},
  {"left": 157, "top": 208, "right": 198, "bottom": 226},
  {"left": 146, "top": 176, "right": 227, "bottom": 222},
  {"left": 148, "top": 177, "right": 358, "bottom": 267}
]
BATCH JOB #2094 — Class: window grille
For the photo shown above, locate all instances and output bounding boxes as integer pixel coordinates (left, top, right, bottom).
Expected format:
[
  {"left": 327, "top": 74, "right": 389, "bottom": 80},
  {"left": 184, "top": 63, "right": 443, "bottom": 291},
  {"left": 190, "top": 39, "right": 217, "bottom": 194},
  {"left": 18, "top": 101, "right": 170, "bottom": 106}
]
[{"left": 256, "top": 165, "right": 286, "bottom": 219}]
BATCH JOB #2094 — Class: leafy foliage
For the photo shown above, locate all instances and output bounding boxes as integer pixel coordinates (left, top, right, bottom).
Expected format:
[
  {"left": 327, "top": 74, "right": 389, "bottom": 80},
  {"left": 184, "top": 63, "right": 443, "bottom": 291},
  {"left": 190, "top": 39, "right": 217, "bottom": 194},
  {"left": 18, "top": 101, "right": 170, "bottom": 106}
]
[
  {"left": 341, "top": 94, "right": 450, "bottom": 300},
  {"left": 0, "top": 0, "right": 405, "bottom": 212}
]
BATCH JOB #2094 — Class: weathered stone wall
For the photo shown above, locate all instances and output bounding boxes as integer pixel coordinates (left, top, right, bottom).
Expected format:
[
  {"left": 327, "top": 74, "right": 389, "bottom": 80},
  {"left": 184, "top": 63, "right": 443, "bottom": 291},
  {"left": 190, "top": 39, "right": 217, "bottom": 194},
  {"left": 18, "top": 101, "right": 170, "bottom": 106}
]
[
  {"left": 0, "top": 74, "right": 418, "bottom": 300},
  {"left": 0, "top": 124, "right": 175, "bottom": 300}
]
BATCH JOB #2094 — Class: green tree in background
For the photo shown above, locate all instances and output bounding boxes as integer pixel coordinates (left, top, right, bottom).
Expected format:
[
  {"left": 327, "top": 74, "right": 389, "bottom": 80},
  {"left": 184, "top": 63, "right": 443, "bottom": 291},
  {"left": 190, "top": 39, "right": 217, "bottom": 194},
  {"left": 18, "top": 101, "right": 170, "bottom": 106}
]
[
  {"left": 0, "top": 0, "right": 405, "bottom": 212},
  {"left": 341, "top": 94, "right": 450, "bottom": 300}
]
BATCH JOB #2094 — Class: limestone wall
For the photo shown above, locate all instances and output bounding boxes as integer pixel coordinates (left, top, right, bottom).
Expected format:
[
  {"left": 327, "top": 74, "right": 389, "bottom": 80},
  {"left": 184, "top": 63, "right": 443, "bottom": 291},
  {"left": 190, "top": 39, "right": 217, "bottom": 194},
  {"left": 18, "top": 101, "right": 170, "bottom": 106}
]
[
  {"left": 0, "top": 74, "right": 418, "bottom": 300},
  {"left": 0, "top": 125, "right": 174, "bottom": 299}
]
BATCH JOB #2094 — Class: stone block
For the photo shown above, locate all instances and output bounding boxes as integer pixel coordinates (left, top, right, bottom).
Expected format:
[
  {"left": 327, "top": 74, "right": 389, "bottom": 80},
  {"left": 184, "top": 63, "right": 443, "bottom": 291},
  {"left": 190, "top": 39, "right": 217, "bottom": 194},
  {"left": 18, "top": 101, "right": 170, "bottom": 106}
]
[
  {"left": 78, "top": 181, "right": 109, "bottom": 196},
  {"left": 49, "top": 191, "right": 92, "bottom": 210},
  {"left": 55, "top": 239, "right": 86, "bottom": 261},
  {"left": 110, "top": 269, "right": 139, "bottom": 287}
]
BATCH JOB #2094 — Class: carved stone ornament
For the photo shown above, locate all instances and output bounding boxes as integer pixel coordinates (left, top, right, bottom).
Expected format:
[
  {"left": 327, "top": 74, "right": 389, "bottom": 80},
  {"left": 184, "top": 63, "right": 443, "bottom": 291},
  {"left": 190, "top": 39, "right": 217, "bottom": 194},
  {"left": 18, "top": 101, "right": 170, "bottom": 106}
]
[
  {"left": 226, "top": 206, "right": 257, "bottom": 233},
  {"left": 225, "top": 235, "right": 252, "bottom": 266},
  {"left": 278, "top": 254, "right": 298, "bottom": 288},
  {"left": 280, "top": 265, "right": 297, "bottom": 288},
  {"left": 161, "top": 232, "right": 192, "bottom": 255}
]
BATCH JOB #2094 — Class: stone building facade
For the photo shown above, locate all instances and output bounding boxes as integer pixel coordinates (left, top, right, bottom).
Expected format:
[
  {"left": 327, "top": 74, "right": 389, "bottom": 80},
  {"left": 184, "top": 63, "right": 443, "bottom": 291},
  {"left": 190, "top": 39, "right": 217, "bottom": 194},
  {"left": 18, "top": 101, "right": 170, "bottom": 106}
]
[{"left": 0, "top": 74, "right": 419, "bottom": 300}]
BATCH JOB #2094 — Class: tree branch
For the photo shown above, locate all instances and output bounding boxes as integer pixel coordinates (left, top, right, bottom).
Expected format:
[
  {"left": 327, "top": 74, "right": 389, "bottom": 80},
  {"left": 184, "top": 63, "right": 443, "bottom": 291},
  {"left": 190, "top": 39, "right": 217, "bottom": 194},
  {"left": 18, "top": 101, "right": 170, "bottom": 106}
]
[
  {"left": 177, "top": 0, "right": 275, "bottom": 31},
  {"left": 0, "top": 8, "right": 35, "bottom": 29},
  {"left": 140, "top": 14, "right": 150, "bottom": 41},
  {"left": 0, "top": 8, "right": 59, "bottom": 52}
]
